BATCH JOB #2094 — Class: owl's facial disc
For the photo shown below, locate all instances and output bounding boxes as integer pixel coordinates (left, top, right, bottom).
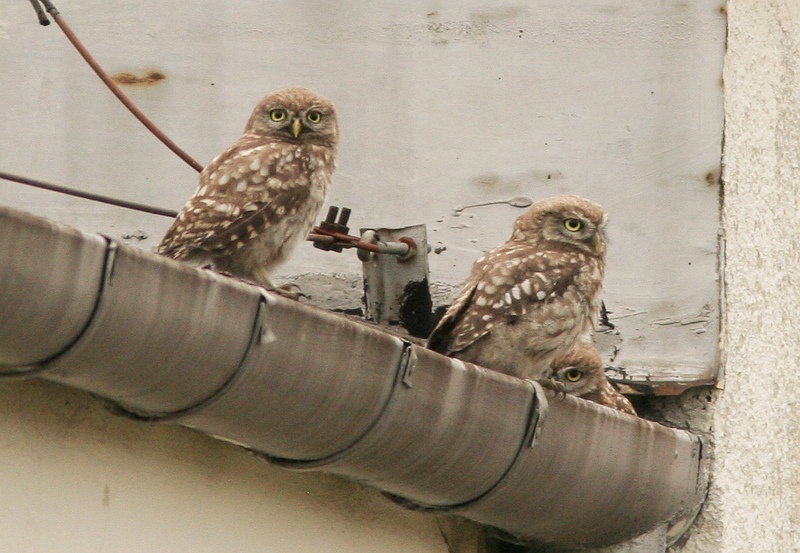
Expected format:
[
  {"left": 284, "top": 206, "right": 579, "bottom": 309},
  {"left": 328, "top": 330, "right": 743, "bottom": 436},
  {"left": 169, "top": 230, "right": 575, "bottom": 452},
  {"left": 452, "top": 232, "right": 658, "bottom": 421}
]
[{"left": 561, "top": 215, "right": 605, "bottom": 254}]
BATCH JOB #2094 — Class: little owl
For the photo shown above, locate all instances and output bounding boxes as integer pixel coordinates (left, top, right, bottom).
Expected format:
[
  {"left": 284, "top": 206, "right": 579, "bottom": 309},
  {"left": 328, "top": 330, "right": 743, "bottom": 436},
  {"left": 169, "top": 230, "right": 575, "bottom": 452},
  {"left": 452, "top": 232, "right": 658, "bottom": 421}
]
[
  {"left": 158, "top": 86, "right": 339, "bottom": 288},
  {"left": 427, "top": 195, "right": 607, "bottom": 380},
  {"left": 539, "top": 342, "right": 636, "bottom": 415}
]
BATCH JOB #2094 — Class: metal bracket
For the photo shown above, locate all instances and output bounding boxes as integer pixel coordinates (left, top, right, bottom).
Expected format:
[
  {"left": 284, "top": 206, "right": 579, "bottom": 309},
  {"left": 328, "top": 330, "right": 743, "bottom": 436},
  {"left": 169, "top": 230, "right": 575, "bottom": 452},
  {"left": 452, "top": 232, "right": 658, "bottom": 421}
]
[
  {"left": 526, "top": 380, "right": 550, "bottom": 448},
  {"left": 0, "top": 237, "right": 117, "bottom": 379},
  {"left": 399, "top": 344, "right": 418, "bottom": 388},
  {"left": 308, "top": 206, "right": 417, "bottom": 258},
  {"left": 312, "top": 206, "right": 352, "bottom": 253},
  {"left": 108, "top": 290, "right": 273, "bottom": 422},
  {"left": 360, "top": 224, "right": 433, "bottom": 339}
]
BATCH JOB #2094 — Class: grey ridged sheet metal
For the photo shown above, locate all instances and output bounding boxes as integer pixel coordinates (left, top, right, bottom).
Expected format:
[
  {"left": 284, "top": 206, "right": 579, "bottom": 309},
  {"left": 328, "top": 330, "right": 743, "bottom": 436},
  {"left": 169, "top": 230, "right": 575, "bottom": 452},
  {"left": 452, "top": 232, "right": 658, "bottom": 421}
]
[
  {"left": 275, "top": 348, "right": 536, "bottom": 507},
  {"left": 41, "top": 245, "right": 262, "bottom": 414},
  {"left": 0, "top": 205, "right": 706, "bottom": 548},
  {"left": 0, "top": 206, "right": 107, "bottom": 368},
  {"left": 457, "top": 388, "right": 704, "bottom": 548},
  {"left": 176, "top": 295, "right": 405, "bottom": 460}
]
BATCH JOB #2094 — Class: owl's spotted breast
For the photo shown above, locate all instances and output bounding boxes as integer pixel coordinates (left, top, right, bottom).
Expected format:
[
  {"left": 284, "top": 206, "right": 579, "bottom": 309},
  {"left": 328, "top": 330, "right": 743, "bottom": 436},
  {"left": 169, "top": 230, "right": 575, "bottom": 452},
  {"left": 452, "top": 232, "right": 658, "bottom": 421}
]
[
  {"left": 158, "top": 87, "right": 338, "bottom": 288},
  {"left": 427, "top": 195, "right": 607, "bottom": 380}
]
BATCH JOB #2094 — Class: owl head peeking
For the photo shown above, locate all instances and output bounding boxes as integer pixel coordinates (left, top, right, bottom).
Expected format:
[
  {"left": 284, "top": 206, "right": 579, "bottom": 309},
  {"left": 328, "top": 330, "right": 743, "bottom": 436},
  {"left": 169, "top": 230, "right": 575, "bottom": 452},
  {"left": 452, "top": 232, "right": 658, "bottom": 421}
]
[
  {"left": 541, "top": 342, "right": 636, "bottom": 415},
  {"left": 245, "top": 86, "right": 339, "bottom": 148},
  {"left": 511, "top": 195, "right": 607, "bottom": 256},
  {"left": 545, "top": 344, "right": 607, "bottom": 398}
]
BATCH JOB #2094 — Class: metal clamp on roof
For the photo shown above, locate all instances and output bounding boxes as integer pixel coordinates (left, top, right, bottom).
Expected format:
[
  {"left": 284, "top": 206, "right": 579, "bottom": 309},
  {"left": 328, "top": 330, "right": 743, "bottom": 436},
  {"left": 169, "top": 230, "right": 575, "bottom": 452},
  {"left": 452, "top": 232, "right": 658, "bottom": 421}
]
[
  {"left": 454, "top": 388, "right": 706, "bottom": 548},
  {"left": 360, "top": 225, "right": 433, "bottom": 339},
  {"left": 307, "top": 205, "right": 417, "bottom": 260},
  {"left": 40, "top": 239, "right": 262, "bottom": 416},
  {"left": 175, "top": 293, "right": 407, "bottom": 461},
  {"left": 109, "top": 292, "right": 273, "bottom": 423},
  {"left": 0, "top": 207, "right": 111, "bottom": 378},
  {"left": 273, "top": 347, "right": 537, "bottom": 509},
  {"left": 380, "top": 372, "right": 547, "bottom": 513}
]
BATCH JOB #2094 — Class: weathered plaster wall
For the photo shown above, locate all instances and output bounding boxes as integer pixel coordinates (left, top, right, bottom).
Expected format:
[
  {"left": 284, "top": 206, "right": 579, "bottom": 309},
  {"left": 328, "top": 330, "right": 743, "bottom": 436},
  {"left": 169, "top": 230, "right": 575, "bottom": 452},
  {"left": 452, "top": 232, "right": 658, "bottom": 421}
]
[
  {"left": 0, "top": 379, "right": 449, "bottom": 553},
  {"left": 671, "top": 1, "right": 800, "bottom": 551}
]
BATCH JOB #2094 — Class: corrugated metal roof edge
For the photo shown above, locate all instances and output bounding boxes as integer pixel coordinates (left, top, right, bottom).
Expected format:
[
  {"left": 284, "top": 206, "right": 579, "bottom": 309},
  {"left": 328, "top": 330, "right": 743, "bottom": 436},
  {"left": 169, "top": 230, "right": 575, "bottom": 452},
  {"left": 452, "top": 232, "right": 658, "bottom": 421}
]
[{"left": 0, "top": 205, "right": 707, "bottom": 549}]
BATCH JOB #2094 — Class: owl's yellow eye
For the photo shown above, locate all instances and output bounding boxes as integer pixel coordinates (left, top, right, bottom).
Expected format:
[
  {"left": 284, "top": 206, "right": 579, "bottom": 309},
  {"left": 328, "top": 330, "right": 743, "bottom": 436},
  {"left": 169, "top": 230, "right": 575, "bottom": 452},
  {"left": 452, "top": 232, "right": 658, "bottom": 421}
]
[
  {"left": 306, "top": 111, "right": 322, "bottom": 124},
  {"left": 269, "top": 109, "right": 286, "bottom": 122},
  {"left": 564, "top": 368, "right": 583, "bottom": 382},
  {"left": 564, "top": 218, "right": 583, "bottom": 232}
]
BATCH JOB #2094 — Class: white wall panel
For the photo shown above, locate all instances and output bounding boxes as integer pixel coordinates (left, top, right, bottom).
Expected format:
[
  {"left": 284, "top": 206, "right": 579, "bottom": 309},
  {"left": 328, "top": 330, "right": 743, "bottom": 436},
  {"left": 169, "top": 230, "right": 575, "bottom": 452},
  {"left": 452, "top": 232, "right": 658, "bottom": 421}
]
[{"left": 0, "top": 1, "right": 725, "bottom": 387}]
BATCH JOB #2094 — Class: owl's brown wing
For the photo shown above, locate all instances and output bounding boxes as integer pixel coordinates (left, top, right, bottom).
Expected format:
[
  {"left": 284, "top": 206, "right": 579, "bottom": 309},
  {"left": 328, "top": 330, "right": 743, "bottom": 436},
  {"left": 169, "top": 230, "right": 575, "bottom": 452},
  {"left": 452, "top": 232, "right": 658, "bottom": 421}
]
[
  {"left": 426, "top": 278, "right": 479, "bottom": 355},
  {"left": 426, "top": 241, "right": 582, "bottom": 355},
  {"left": 158, "top": 184, "right": 312, "bottom": 259},
  {"left": 158, "top": 139, "right": 311, "bottom": 259},
  {"left": 603, "top": 379, "right": 636, "bottom": 416}
]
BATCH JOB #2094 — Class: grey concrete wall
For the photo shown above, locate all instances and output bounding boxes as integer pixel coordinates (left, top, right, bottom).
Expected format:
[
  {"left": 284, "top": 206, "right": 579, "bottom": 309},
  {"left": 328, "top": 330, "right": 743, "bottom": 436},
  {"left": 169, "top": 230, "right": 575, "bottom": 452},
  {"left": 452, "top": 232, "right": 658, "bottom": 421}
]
[{"left": 670, "top": 1, "right": 800, "bottom": 551}]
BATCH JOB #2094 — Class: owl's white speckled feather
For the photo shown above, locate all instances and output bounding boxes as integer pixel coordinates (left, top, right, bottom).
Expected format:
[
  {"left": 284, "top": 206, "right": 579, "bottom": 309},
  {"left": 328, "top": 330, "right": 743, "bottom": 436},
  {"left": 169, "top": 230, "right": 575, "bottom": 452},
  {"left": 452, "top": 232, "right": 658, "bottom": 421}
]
[
  {"left": 158, "top": 87, "right": 338, "bottom": 287},
  {"left": 427, "top": 195, "right": 607, "bottom": 380}
]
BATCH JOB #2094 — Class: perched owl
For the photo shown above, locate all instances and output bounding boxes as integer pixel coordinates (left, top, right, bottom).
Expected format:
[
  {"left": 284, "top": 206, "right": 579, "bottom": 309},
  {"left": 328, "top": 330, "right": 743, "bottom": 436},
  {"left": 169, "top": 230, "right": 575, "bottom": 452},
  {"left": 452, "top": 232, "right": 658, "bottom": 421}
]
[
  {"left": 158, "top": 86, "right": 339, "bottom": 288},
  {"left": 539, "top": 342, "right": 636, "bottom": 415},
  {"left": 427, "top": 195, "right": 607, "bottom": 380}
]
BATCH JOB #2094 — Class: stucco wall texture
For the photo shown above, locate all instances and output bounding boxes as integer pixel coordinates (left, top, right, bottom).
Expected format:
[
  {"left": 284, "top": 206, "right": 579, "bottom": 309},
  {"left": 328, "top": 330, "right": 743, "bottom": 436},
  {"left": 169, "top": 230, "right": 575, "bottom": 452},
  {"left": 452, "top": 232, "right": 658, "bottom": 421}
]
[
  {"left": 0, "top": 379, "right": 449, "bottom": 553},
  {"left": 675, "top": 1, "right": 800, "bottom": 551}
]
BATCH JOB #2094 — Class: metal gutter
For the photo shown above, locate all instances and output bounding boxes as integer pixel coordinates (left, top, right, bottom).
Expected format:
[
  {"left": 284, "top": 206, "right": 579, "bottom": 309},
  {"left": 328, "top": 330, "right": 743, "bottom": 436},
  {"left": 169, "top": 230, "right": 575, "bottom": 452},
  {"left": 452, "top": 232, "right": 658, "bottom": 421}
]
[{"left": 0, "top": 205, "right": 706, "bottom": 549}]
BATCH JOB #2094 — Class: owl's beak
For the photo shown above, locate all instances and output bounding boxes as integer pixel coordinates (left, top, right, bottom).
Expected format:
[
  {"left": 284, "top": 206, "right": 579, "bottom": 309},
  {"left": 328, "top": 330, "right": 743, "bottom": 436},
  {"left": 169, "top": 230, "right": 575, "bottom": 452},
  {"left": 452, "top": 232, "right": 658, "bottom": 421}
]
[
  {"left": 291, "top": 119, "right": 303, "bottom": 138},
  {"left": 590, "top": 233, "right": 604, "bottom": 254}
]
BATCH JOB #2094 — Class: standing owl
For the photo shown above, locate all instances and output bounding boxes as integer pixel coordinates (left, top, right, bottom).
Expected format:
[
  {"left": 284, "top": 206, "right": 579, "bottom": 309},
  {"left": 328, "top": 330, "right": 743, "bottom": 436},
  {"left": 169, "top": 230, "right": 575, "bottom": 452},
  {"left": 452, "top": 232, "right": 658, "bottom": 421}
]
[
  {"left": 427, "top": 195, "right": 607, "bottom": 380},
  {"left": 158, "top": 86, "right": 339, "bottom": 288},
  {"left": 540, "top": 342, "right": 636, "bottom": 415}
]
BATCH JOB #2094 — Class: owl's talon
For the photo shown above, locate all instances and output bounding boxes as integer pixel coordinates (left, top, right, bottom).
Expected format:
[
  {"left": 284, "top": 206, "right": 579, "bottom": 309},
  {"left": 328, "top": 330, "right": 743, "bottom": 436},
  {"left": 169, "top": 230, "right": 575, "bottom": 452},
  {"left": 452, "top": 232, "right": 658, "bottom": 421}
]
[
  {"left": 536, "top": 378, "right": 565, "bottom": 396},
  {"left": 269, "top": 283, "right": 308, "bottom": 301}
]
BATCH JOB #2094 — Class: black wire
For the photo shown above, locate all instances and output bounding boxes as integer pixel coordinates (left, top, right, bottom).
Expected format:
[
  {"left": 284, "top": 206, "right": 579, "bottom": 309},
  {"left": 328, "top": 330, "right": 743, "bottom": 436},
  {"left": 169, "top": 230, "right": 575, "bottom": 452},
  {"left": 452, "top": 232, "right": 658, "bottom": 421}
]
[
  {"left": 39, "top": 0, "right": 58, "bottom": 14},
  {"left": 29, "top": 0, "right": 50, "bottom": 25},
  {"left": 0, "top": 171, "right": 177, "bottom": 218}
]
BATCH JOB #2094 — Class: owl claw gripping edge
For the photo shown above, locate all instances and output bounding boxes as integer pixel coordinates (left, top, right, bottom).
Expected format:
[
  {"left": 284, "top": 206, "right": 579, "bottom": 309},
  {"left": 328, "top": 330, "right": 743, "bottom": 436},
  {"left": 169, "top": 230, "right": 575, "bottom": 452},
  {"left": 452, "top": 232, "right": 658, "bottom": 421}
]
[{"left": 157, "top": 87, "right": 339, "bottom": 291}]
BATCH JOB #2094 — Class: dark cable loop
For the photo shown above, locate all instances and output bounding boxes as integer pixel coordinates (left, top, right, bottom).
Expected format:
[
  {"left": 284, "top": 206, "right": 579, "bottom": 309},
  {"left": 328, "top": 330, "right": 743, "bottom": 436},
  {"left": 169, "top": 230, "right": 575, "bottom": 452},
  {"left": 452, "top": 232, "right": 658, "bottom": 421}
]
[{"left": 28, "top": 0, "right": 50, "bottom": 25}]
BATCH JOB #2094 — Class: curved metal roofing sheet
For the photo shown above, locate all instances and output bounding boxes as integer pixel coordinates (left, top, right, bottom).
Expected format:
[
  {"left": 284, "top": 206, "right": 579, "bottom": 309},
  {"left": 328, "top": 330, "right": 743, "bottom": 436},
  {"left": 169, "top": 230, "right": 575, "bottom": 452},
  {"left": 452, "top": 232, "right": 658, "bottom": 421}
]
[{"left": 0, "top": 205, "right": 706, "bottom": 548}]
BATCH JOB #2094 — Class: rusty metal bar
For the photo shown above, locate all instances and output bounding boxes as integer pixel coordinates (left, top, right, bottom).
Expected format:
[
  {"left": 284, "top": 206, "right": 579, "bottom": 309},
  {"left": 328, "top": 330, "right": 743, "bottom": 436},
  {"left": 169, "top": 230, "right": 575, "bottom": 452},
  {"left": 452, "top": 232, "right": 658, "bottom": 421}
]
[{"left": 308, "top": 227, "right": 414, "bottom": 257}]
